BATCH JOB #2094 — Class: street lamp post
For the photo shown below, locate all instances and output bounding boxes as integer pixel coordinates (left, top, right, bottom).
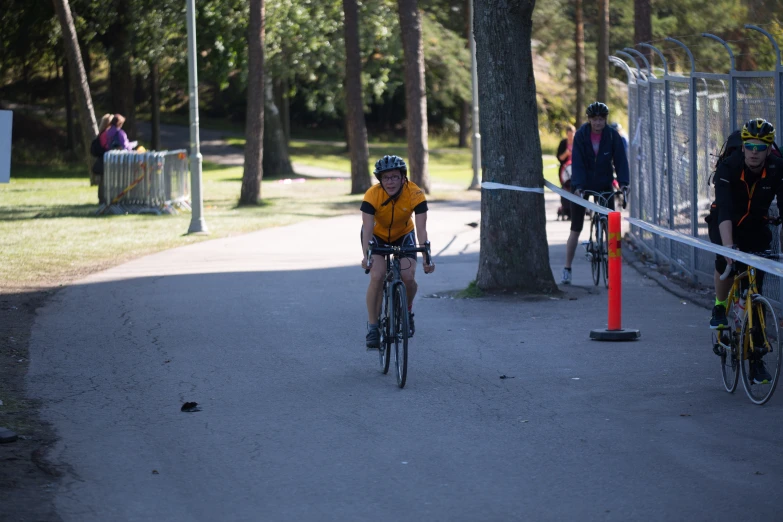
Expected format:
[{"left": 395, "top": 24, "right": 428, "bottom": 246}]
[
  {"left": 468, "top": 0, "right": 481, "bottom": 190},
  {"left": 186, "top": 0, "right": 207, "bottom": 234}
]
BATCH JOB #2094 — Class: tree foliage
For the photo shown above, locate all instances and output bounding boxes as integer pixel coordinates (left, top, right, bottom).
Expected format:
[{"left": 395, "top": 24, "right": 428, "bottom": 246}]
[{"left": 2, "top": 0, "right": 782, "bottom": 144}]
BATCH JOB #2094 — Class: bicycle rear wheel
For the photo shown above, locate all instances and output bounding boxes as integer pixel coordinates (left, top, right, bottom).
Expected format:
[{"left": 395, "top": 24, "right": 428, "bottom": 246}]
[
  {"left": 600, "top": 216, "right": 609, "bottom": 288},
  {"left": 392, "top": 283, "right": 409, "bottom": 388},
  {"left": 739, "top": 295, "right": 781, "bottom": 405},
  {"left": 590, "top": 218, "right": 601, "bottom": 286},
  {"left": 713, "top": 330, "right": 739, "bottom": 393}
]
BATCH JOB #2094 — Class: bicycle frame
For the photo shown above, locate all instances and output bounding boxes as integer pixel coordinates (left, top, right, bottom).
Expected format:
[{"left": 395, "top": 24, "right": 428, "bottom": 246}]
[
  {"left": 365, "top": 240, "right": 432, "bottom": 348},
  {"left": 717, "top": 264, "right": 767, "bottom": 359}
]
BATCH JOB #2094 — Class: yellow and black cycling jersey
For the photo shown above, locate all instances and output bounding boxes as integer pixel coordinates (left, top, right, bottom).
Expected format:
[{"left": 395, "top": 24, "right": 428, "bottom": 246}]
[{"left": 360, "top": 180, "right": 428, "bottom": 243}]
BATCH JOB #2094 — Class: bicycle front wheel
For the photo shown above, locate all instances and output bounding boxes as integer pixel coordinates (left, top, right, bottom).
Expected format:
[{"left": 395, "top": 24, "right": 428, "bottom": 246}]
[
  {"left": 600, "top": 216, "right": 609, "bottom": 288},
  {"left": 379, "top": 317, "right": 391, "bottom": 375},
  {"left": 590, "top": 219, "right": 601, "bottom": 286},
  {"left": 392, "top": 283, "right": 409, "bottom": 388},
  {"left": 379, "top": 286, "right": 391, "bottom": 374},
  {"left": 739, "top": 295, "right": 781, "bottom": 405},
  {"left": 713, "top": 330, "right": 739, "bottom": 393}
]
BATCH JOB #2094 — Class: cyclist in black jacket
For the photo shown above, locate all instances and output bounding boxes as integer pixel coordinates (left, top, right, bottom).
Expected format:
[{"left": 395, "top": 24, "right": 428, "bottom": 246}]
[{"left": 708, "top": 118, "right": 783, "bottom": 382}]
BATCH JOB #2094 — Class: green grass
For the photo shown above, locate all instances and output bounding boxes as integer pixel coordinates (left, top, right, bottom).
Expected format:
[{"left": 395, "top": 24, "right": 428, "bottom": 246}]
[
  {"left": 0, "top": 163, "right": 365, "bottom": 289},
  {"left": 455, "top": 280, "right": 484, "bottom": 299},
  {"left": 1, "top": 135, "right": 560, "bottom": 290},
  {"left": 228, "top": 138, "right": 560, "bottom": 188}
]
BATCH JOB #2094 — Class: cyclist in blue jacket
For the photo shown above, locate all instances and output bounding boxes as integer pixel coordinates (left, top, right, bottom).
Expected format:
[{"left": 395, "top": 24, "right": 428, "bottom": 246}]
[{"left": 561, "top": 102, "right": 630, "bottom": 285}]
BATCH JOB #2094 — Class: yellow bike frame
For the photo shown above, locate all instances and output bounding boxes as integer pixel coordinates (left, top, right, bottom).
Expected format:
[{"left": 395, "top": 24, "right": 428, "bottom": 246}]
[{"left": 723, "top": 265, "right": 770, "bottom": 360}]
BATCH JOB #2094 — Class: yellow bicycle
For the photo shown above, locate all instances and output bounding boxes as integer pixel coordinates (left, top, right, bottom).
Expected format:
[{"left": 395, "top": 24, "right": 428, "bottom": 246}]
[{"left": 712, "top": 251, "right": 782, "bottom": 404}]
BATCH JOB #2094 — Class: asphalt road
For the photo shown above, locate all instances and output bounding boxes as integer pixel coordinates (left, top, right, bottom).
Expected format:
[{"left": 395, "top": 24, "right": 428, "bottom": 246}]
[{"left": 27, "top": 197, "right": 783, "bottom": 521}]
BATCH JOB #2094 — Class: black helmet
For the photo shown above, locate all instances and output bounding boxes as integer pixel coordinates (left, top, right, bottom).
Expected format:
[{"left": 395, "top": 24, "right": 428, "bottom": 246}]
[
  {"left": 586, "top": 102, "right": 609, "bottom": 118},
  {"left": 373, "top": 155, "right": 407, "bottom": 181},
  {"left": 741, "top": 118, "right": 775, "bottom": 144}
]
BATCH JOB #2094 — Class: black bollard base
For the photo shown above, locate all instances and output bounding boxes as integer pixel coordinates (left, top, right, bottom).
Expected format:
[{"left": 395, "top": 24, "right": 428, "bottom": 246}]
[{"left": 590, "top": 328, "right": 641, "bottom": 342}]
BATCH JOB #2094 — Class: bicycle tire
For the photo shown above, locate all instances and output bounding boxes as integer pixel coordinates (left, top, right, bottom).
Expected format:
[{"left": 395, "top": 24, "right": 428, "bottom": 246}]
[
  {"left": 600, "top": 216, "right": 609, "bottom": 288},
  {"left": 739, "top": 295, "right": 781, "bottom": 405},
  {"left": 714, "top": 330, "right": 739, "bottom": 393},
  {"left": 379, "top": 285, "right": 391, "bottom": 374},
  {"left": 590, "top": 217, "right": 601, "bottom": 286},
  {"left": 393, "top": 283, "right": 409, "bottom": 388}
]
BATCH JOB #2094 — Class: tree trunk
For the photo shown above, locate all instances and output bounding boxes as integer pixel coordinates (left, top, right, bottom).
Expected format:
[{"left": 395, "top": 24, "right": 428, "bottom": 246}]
[
  {"left": 108, "top": 0, "right": 136, "bottom": 140},
  {"left": 343, "top": 0, "right": 372, "bottom": 194},
  {"left": 597, "top": 0, "right": 609, "bottom": 103},
  {"left": 397, "top": 0, "right": 430, "bottom": 193},
  {"left": 458, "top": 100, "right": 470, "bottom": 148},
  {"left": 63, "top": 58, "right": 75, "bottom": 152},
  {"left": 633, "top": 0, "right": 652, "bottom": 66},
  {"left": 574, "top": 0, "right": 585, "bottom": 126},
  {"left": 52, "top": 0, "right": 98, "bottom": 180},
  {"left": 263, "top": 77, "right": 293, "bottom": 177},
  {"left": 274, "top": 77, "right": 290, "bottom": 144},
  {"left": 240, "top": 0, "right": 265, "bottom": 205},
  {"left": 458, "top": 0, "right": 470, "bottom": 148},
  {"left": 151, "top": 62, "right": 161, "bottom": 151},
  {"left": 474, "top": 0, "right": 556, "bottom": 293}
]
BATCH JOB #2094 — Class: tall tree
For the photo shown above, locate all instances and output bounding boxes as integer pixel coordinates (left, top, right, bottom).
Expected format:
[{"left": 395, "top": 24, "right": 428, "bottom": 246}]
[
  {"left": 458, "top": 0, "right": 471, "bottom": 148},
  {"left": 240, "top": 0, "right": 265, "bottom": 205},
  {"left": 52, "top": 0, "right": 98, "bottom": 180},
  {"left": 574, "top": 0, "right": 585, "bottom": 126},
  {"left": 596, "top": 0, "right": 609, "bottom": 103},
  {"left": 262, "top": 76, "right": 293, "bottom": 177},
  {"left": 398, "top": 0, "right": 431, "bottom": 193},
  {"left": 634, "top": 0, "right": 652, "bottom": 66},
  {"left": 107, "top": 0, "right": 137, "bottom": 140},
  {"left": 343, "top": 0, "right": 372, "bottom": 194},
  {"left": 474, "top": 0, "right": 556, "bottom": 293}
]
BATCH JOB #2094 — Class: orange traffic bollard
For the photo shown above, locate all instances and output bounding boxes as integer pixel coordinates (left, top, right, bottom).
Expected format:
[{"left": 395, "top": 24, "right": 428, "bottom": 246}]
[{"left": 590, "top": 211, "right": 640, "bottom": 341}]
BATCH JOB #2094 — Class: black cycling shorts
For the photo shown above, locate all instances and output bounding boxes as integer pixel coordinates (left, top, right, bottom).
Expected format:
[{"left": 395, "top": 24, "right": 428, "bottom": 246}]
[
  {"left": 360, "top": 229, "right": 418, "bottom": 261},
  {"left": 570, "top": 189, "right": 616, "bottom": 233},
  {"left": 707, "top": 216, "right": 771, "bottom": 274}
]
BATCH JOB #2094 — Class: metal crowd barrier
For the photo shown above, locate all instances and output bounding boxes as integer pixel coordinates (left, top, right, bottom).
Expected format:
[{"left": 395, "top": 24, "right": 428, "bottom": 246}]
[
  {"left": 611, "top": 25, "right": 783, "bottom": 307},
  {"left": 98, "top": 150, "right": 191, "bottom": 215}
]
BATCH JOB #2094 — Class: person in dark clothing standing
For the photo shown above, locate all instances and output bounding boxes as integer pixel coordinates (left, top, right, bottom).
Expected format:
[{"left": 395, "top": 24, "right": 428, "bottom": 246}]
[
  {"left": 556, "top": 124, "right": 575, "bottom": 220},
  {"left": 560, "top": 102, "right": 629, "bottom": 285}
]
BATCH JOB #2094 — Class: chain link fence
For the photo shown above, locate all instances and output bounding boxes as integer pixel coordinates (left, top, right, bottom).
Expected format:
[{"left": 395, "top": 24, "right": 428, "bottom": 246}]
[{"left": 612, "top": 29, "right": 783, "bottom": 304}]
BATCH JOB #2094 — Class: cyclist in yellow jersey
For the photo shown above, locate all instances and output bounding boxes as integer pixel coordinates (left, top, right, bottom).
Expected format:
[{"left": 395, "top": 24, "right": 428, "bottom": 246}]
[{"left": 361, "top": 155, "right": 435, "bottom": 349}]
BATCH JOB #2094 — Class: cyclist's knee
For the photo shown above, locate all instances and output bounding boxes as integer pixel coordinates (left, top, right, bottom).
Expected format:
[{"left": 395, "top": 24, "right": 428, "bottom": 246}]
[{"left": 369, "top": 268, "right": 385, "bottom": 285}]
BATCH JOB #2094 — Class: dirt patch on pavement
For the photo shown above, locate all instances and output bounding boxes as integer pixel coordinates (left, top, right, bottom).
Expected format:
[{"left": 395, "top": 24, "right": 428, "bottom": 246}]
[{"left": 0, "top": 287, "right": 62, "bottom": 522}]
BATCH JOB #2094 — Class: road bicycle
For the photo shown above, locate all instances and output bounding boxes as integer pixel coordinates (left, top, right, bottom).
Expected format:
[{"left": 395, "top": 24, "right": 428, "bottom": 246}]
[
  {"left": 365, "top": 239, "right": 432, "bottom": 388},
  {"left": 712, "top": 246, "right": 782, "bottom": 405},
  {"left": 581, "top": 189, "right": 626, "bottom": 287}
]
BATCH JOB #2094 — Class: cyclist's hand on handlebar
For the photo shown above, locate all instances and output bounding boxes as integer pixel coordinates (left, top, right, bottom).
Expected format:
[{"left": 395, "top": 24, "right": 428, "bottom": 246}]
[
  {"left": 362, "top": 257, "right": 373, "bottom": 272},
  {"left": 423, "top": 261, "right": 435, "bottom": 274},
  {"left": 723, "top": 244, "right": 739, "bottom": 268},
  {"left": 621, "top": 185, "right": 629, "bottom": 209}
]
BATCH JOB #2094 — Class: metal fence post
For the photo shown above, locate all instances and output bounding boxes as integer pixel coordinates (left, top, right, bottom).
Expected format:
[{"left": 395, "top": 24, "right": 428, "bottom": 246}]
[{"left": 640, "top": 43, "right": 674, "bottom": 260}]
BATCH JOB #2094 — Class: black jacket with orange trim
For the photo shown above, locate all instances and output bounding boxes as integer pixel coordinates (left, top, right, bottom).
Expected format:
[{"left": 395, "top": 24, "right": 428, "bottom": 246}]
[{"left": 714, "top": 149, "right": 783, "bottom": 227}]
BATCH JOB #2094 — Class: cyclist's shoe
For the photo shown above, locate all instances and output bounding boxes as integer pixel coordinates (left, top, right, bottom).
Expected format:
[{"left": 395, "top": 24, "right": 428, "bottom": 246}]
[
  {"left": 366, "top": 325, "right": 380, "bottom": 350},
  {"left": 750, "top": 359, "right": 773, "bottom": 384},
  {"left": 408, "top": 312, "right": 415, "bottom": 337},
  {"left": 710, "top": 305, "right": 728, "bottom": 329},
  {"left": 561, "top": 268, "right": 572, "bottom": 285}
]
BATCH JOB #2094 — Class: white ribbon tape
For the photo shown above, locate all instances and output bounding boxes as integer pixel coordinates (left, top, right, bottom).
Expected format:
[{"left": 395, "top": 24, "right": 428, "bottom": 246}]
[
  {"left": 481, "top": 181, "right": 544, "bottom": 194},
  {"left": 626, "top": 217, "right": 783, "bottom": 278}
]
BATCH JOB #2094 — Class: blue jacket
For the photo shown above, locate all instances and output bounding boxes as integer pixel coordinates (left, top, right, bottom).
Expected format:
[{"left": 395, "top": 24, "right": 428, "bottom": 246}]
[{"left": 570, "top": 123, "right": 630, "bottom": 191}]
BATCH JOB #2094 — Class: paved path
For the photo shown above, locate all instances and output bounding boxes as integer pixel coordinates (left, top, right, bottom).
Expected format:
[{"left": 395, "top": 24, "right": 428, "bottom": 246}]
[{"left": 26, "top": 196, "right": 783, "bottom": 521}]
